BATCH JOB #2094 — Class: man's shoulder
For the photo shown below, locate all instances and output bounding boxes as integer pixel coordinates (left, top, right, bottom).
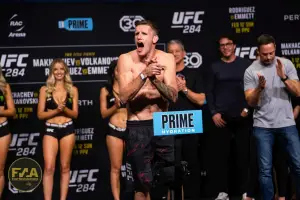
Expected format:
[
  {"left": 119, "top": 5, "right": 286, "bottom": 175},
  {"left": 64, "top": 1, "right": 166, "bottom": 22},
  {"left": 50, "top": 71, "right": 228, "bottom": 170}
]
[
  {"left": 157, "top": 50, "right": 173, "bottom": 59},
  {"left": 211, "top": 59, "right": 222, "bottom": 66},
  {"left": 211, "top": 59, "right": 225, "bottom": 69},
  {"left": 119, "top": 50, "right": 135, "bottom": 60},
  {"left": 181, "top": 67, "right": 197, "bottom": 75},
  {"left": 183, "top": 67, "right": 202, "bottom": 81},
  {"left": 278, "top": 56, "right": 294, "bottom": 68},
  {"left": 236, "top": 56, "right": 252, "bottom": 66},
  {"left": 118, "top": 51, "right": 136, "bottom": 66},
  {"left": 246, "top": 60, "right": 261, "bottom": 71},
  {"left": 244, "top": 60, "right": 260, "bottom": 79}
]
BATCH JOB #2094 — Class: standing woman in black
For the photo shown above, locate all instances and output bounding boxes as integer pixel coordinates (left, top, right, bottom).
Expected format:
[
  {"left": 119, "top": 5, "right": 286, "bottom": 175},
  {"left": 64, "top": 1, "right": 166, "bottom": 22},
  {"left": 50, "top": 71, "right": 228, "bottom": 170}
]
[
  {"left": 37, "top": 58, "right": 78, "bottom": 200},
  {"left": 100, "top": 60, "right": 127, "bottom": 200},
  {"left": 0, "top": 65, "right": 16, "bottom": 198}
]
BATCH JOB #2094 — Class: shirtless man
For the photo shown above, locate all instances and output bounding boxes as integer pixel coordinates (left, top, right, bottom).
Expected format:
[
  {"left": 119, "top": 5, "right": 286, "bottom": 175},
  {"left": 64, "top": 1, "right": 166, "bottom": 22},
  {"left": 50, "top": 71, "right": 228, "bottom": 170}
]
[{"left": 117, "top": 20, "right": 178, "bottom": 200}]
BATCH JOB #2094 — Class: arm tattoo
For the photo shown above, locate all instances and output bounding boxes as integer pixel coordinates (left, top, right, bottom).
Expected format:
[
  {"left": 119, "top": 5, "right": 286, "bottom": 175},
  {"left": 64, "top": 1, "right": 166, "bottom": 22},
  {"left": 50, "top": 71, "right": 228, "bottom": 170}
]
[{"left": 151, "top": 78, "right": 178, "bottom": 103}]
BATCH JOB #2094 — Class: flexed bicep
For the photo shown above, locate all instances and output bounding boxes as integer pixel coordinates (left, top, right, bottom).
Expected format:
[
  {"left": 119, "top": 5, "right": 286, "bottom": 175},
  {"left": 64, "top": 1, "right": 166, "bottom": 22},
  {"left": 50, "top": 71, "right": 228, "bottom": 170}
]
[{"left": 117, "top": 54, "right": 133, "bottom": 101}]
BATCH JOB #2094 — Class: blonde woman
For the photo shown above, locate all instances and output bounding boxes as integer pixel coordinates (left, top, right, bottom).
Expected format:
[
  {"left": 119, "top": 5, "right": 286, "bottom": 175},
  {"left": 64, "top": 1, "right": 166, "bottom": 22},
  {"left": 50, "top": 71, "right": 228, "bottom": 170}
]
[
  {"left": 37, "top": 58, "right": 78, "bottom": 200},
  {"left": 0, "top": 66, "right": 16, "bottom": 198},
  {"left": 100, "top": 60, "right": 127, "bottom": 200}
]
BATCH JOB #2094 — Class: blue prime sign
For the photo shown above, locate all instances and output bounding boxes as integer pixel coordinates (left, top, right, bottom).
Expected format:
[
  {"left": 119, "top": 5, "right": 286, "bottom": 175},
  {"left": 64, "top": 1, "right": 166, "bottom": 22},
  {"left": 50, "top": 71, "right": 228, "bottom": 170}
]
[
  {"left": 153, "top": 110, "right": 203, "bottom": 136},
  {"left": 58, "top": 18, "right": 93, "bottom": 31}
]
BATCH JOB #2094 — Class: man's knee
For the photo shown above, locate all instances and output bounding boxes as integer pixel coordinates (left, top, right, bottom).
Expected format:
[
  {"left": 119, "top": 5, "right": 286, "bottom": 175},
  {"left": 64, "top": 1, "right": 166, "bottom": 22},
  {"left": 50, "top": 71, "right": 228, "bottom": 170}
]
[
  {"left": 135, "top": 182, "right": 152, "bottom": 194},
  {"left": 290, "top": 157, "right": 300, "bottom": 175},
  {"left": 258, "top": 163, "right": 273, "bottom": 176},
  {"left": 135, "top": 172, "right": 153, "bottom": 193},
  {"left": 135, "top": 191, "right": 150, "bottom": 199}
]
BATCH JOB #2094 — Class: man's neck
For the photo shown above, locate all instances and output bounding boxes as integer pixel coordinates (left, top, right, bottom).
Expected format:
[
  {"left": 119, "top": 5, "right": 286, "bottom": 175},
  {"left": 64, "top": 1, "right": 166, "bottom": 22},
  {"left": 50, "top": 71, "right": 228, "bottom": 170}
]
[
  {"left": 141, "top": 47, "right": 156, "bottom": 64},
  {"left": 221, "top": 54, "right": 236, "bottom": 63},
  {"left": 176, "top": 62, "right": 185, "bottom": 72},
  {"left": 260, "top": 58, "right": 276, "bottom": 67}
]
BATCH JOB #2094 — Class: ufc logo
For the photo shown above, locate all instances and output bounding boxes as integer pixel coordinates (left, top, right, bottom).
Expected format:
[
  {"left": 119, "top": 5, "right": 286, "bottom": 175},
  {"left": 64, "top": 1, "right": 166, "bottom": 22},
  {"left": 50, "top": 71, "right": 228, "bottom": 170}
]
[
  {"left": 172, "top": 11, "right": 204, "bottom": 25},
  {"left": 46, "top": 128, "right": 54, "bottom": 133},
  {"left": 235, "top": 47, "right": 257, "bottom": 59},
  {"left": 70, "top": 169, "right": 99, "bottom": 183},
  {"left": 10, "top": 133, "right": 39, "bottom": 147},
  {"left": 121, "top": 163, "right": 134, "bottom": 181},
  {"left": 0, "top": 54, "right": 29, "bottom": 67}
]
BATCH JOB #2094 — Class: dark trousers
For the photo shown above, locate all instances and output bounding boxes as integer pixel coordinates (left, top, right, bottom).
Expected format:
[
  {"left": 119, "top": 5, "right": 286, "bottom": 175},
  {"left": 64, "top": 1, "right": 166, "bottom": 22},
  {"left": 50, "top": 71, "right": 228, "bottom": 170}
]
[
  {"left": 204, "top": 116, "right": 251, "bottom": 196},
  {"left": 174, "top": 134, "right": 200, "bottom": 199},
  {"left": 247, "top": 134, "right": 289, "bottom": 198}
]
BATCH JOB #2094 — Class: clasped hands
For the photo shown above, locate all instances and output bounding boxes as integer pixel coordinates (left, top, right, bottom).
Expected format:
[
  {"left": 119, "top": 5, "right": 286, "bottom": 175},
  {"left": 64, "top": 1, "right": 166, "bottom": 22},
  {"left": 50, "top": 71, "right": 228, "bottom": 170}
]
[
  {"left": 143, "top": 57, "right": 163, "bottom": 78},
  {"left": 56, "top": 97, "right": 66, "bottom": 112}
]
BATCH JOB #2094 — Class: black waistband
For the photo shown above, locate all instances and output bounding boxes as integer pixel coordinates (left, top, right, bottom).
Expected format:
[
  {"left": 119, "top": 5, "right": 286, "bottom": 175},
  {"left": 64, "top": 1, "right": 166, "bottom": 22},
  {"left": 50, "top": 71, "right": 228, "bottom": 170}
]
[{"left": 127, "top": 119, "right": 153, "bottom": 127}]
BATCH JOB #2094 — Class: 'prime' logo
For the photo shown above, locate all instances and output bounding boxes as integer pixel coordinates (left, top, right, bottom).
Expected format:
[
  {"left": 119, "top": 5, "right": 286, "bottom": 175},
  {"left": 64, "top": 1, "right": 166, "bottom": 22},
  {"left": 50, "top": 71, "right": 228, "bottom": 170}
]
[{"left": 153, "top": 110, "right": 203, "bottom": 136}]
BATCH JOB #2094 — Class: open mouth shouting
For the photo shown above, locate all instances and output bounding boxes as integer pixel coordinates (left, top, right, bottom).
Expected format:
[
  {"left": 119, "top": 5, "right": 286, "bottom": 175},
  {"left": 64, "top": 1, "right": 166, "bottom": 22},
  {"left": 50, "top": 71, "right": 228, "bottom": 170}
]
[{"left": 137, "top": 42, "right": 144, "bottom": 52}]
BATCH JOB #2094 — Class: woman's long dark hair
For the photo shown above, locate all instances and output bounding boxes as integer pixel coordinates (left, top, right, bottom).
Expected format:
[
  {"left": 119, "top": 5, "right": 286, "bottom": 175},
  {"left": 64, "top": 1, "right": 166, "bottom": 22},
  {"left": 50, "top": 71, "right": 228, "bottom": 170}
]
[{"left": 105, "top": 59, "right": 118, "bottom": 94}]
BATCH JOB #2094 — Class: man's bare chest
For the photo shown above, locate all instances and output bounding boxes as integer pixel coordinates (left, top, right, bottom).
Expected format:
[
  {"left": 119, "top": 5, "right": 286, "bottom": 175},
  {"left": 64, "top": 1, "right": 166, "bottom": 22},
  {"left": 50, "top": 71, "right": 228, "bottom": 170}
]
[{"left": 130, "top": 63, "right": 164, "bottom": 81}]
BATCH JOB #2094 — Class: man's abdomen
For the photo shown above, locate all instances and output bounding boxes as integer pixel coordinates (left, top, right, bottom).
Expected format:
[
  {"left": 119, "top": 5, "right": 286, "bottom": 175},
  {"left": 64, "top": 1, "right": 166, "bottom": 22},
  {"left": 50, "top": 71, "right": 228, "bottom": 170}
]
[{"left": 128, "top": 96, "right": 168, "bottom": 120}]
